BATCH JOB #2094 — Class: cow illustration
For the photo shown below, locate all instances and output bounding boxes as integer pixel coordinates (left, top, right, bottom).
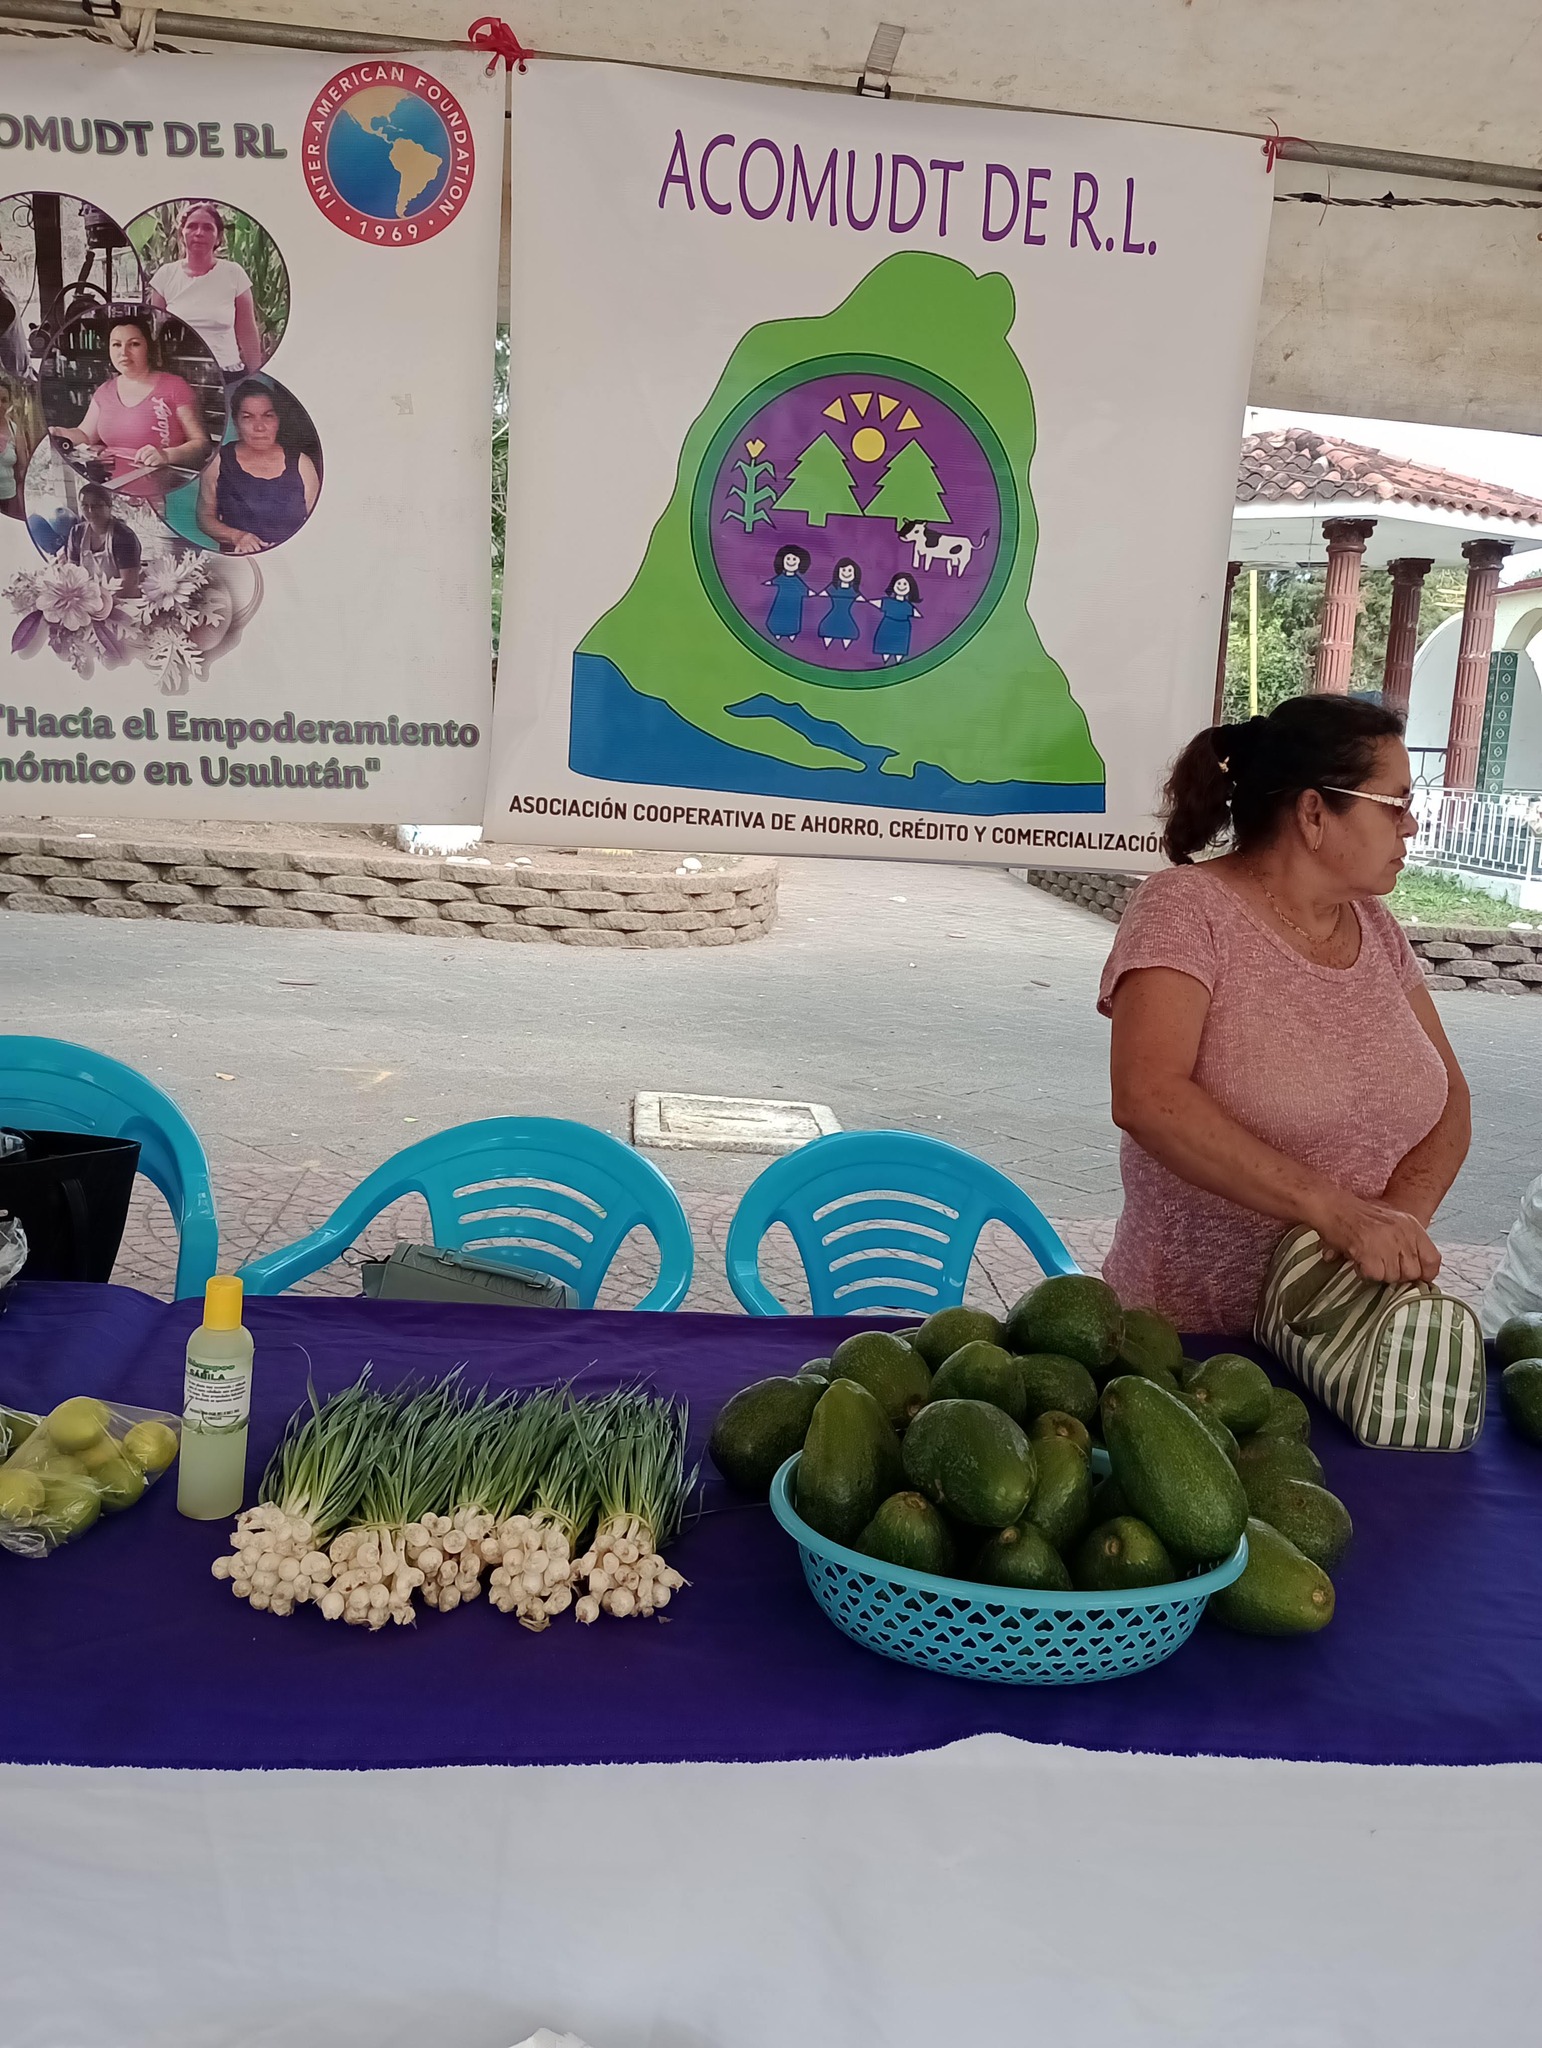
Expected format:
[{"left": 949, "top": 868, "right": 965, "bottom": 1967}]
[{"left": 898, "top": 522, "right": 984, "bottom": 577}]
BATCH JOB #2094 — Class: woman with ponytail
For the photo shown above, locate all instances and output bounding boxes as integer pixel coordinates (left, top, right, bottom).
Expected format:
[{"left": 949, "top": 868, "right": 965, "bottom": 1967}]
[{"left": 1098, "top": 695, "right": 1471, "bottom": 1334}]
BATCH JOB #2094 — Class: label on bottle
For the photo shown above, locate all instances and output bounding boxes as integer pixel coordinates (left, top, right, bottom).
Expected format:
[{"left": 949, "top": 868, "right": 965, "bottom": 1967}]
[{"left": 183, "top": 1357, "right": 250, "bottom": 1434}]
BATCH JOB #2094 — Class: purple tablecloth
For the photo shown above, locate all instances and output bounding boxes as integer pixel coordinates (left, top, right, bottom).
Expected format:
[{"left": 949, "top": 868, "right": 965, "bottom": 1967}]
[{"left": 1, "top": 1281, "right": 1537, "bottom": 1772}]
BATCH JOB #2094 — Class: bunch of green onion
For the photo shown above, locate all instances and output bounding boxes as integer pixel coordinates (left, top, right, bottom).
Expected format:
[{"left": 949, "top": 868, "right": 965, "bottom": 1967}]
[
  {"left": 210, "top": 1375, "right": 386, "bottom": 1615},
  {"left": 320, "top": 1376, "right": 470, "bottom": 1628},
  {"left": 572, "top": 1390, "right": 693, "bottom": 1623},
  {"left": 211, "top": 1370, "right": 695, "bottom": 1633}
]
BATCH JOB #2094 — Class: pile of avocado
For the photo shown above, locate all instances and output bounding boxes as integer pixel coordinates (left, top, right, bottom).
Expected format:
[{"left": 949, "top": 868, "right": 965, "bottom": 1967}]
[
  {"left": 710, "top": 1275, "right": 1348, "bottom": 1639},
  {"left": 1498, "top": 1314, "right": 1542, "bottom": 1444}
]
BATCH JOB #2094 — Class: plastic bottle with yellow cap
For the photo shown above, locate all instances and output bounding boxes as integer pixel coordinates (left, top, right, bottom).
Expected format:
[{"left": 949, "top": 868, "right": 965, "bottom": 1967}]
[{"left": 176, "top": 1274, "right": 254, "bottom": 1521}]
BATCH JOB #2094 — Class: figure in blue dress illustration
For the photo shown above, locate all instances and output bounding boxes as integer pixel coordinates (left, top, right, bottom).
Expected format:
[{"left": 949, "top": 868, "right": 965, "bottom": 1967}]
[
  {"left": 868, "top": 572, "right": 922, "bottom": 665},
  {"left": 814, "top": 559, "right": 863, "bottom": 648},
  {"left": 764, "top": 545, "right": 812, "bottom": 641}
]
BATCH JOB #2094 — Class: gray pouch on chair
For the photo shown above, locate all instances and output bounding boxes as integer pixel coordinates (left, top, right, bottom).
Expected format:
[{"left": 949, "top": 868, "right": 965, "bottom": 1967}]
[{"left": 360, "top": 1241, "right": 577, "bottom": 1309}]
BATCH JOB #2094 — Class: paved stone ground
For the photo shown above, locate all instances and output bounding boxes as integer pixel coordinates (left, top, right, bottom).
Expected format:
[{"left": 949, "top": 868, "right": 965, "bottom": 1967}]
[{"left": 1, "top": 853, "right": 1521, "bottom": 1313}]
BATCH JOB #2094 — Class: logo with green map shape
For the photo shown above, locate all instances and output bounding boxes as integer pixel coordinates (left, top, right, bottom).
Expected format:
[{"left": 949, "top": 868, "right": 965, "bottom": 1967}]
[{"left": 572, "top": 251, "right": 1105, "bottom": 815}]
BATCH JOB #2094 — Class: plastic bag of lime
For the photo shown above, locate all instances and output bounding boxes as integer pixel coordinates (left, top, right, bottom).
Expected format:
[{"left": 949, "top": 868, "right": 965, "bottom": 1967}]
[{"left": 0, "top": 1397, "right": 180, "bottom": 1557}]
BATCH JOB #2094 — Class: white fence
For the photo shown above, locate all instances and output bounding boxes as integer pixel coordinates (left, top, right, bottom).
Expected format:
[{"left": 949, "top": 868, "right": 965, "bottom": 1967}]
[{"left": 1409, "top": 785, "right": 1542, "bottom": 890}]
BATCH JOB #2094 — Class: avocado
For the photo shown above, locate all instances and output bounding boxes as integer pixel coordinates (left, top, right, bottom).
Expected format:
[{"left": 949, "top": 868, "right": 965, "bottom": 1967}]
[
  {"left": 1016, "top": 1351, "right": 1100, "bottom": 1427},
  {"left": 1100, "top": 1375, "right": 1249, "bottom": 1564},
  {"left": 1252, "top": 1385, "right": 1312, "bottom": 1445},
  {"left": 910, "top": 1305, "right": 1006, "bottom": 1371},
  {"left": 1071, "top": 1515, "right": 1176, "bottom": 1591},
  {"left": 796, "top": 1356, "right": 833, "bottom": 1380},
  {"left": 1121, "top": 1355, "right": 1181, "bottom": 1396},
  {"left": 1236, "top": 1435, "right": 1326, "bottom": 1494},
  {"left": 1181, "top": 1353, "right": 1274, "bottom": 1436},
  {"left": 856, "top": 1492, "right": 957, "bottom": 1576},
  {"left": 974, "top": 1521, "right": 1072, "bottom": 1592},
  {"left": 1244, "top": 1477, "right": 1353, "bottom": 1570},
  {"left": 709, "top": 1376, "right": 825, "bottom": 1496},
  {"left": 1090, "top": 1469, "right": 1132, "bottom": 1523},
  {"left": 928, "top": 1341, "right": 1026, "bottom": 1423},
  {"left": 1500, "top": 1359, "right": 1542, "bottom": 1446},
  {"left": 902, "top": 1398, "right": 1036, "bottom": 1529},
  {"left": 1005, "top": 1274, "right": 1125, "bottom": 1377},
  {"left": 1024, "top": 1433, "right": 1092, "bottom": 1552},
  {"left": 1118, "top": 1307, "right": 1185, "bottom": 1383},
  {"left": 1208, "top": 1518, "right": 1335, "bottom": 1636},
  {"left": 827, "top": 1330, "right": 932, "bottom": 1431},
  {"left": 1496, "top": 1312, "right": 1542, "bottom": 1367},
  {"left": 1030, "top": 1409, "right": 1093, "bottom": 1455},
  {"left": 795, "top": 1379, "right": 904, "bottom": 1546},
  {"left": 1177, "top": 1393, "right": 1241, "bottom": 1466}
]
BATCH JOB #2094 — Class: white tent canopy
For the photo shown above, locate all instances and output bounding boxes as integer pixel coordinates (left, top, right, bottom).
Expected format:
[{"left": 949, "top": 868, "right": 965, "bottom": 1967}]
[{"left": 2, "top": 0, "right": 1537, "bottom": 430}]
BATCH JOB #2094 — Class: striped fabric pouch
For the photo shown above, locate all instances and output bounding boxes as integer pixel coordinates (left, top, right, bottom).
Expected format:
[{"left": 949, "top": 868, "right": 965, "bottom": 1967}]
[{"left": 1254, "top": 1225, "right": 1486, "bottom": 1451}]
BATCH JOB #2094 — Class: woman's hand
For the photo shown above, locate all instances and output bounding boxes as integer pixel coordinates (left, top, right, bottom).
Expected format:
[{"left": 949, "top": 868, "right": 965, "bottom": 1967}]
[
  {"left": 134, "top": 445, "right": 168, "bottom": 468},
  {"left": 1311, "top": 1191, "right": 1441, "bottom": 1286},
  {"left": 229, "top": 530, "right": 266, "bottom": 555}
]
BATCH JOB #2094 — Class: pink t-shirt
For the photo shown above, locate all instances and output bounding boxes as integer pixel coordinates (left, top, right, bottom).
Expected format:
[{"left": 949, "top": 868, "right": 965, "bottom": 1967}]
[
  {"left": 93, "top": 371, "right": 198, "bottom": 497},
  {"left": 1097, "top": 864, "right": 1448, "bottom": 1335}
]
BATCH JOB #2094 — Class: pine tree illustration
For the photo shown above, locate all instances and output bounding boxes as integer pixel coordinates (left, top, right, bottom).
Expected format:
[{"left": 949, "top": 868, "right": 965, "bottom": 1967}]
[
  {"left": 864, "top": 441, "right": 949, "bottom": 530},
  {"left": 774, "top": 433, "right": 864, "bottom": 527}
]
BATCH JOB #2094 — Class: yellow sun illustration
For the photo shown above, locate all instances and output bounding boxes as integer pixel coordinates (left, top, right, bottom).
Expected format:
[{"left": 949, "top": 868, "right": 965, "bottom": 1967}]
[{"left": 850, "top": 426, "right": 887, "bottom": 462}]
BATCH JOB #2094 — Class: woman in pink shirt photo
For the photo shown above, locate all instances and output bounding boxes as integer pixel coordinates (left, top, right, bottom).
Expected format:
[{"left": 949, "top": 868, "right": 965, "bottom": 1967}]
[
  {"left": 1100, "top": 696, "right": 1471, "bottom": 1336},
  {"left": 49, "top": 313, "right": 210, "bottom": 499}
]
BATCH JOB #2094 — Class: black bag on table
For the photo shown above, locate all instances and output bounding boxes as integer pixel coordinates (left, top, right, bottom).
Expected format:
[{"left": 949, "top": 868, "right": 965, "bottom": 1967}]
[{"left": 0, "top": 1128, "right": 141, "bottom": 1283}]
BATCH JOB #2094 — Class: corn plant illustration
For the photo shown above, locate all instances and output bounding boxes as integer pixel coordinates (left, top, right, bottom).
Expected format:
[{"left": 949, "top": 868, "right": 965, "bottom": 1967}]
[{"left": 723, "top": 440, "right": 778, "bottom": 533}]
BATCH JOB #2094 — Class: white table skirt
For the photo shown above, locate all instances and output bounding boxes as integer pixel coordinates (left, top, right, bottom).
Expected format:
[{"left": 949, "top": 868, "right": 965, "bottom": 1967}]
[{"left": 6, "top": 1736, "right": 1538, "bottom": 2047}]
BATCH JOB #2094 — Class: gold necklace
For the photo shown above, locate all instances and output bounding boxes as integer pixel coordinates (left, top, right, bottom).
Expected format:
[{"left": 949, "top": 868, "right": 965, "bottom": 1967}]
[{"left": 1250, "top": 865, "right": 1344, "bottom": 949}]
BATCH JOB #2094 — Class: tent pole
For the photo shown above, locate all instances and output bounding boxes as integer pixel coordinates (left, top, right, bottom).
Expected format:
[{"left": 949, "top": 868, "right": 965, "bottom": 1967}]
[{"left": 3, "top": 5, "right": 1540, "bottom": 198}]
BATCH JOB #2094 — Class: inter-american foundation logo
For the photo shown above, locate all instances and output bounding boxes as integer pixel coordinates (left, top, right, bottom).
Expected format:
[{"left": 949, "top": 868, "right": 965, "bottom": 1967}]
[{"left": 303, "top": 63, "right": 474, "bottom": 244}]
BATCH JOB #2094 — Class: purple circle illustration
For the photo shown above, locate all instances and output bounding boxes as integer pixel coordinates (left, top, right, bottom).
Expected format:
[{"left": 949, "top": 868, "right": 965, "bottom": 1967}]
[{"left": 707, "top": 369, "right": 1003, "bottom": 677}]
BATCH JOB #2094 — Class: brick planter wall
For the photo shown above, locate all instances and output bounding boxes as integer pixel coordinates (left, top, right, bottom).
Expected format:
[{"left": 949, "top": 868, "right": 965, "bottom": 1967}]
[
  {"left": 0, "top": 831, "right": 778, "bottom": 947},
  {"left": 1010, "top": 867, "right": 1142, "bottom": 922},
  {"left": 1011, "top": 867, "right": 1542, "bottom": 993}
]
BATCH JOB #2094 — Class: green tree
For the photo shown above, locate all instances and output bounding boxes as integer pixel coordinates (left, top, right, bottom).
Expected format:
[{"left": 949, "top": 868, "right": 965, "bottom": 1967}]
[
  {"left": 774, "top": 433, "right": 863, "bottom": 526},
  {"left": 1222, "top": 564, "right": 1467, "bottom": 720},
  {"left": 864, "top": 439, "right": 949, "bottom": 529}
]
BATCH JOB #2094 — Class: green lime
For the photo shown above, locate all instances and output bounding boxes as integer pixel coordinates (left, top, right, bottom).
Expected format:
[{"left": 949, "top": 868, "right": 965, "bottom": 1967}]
[
  {"left": 0, "top": 1467, "right": 45, "bottom": 1519},
  {"left": 93, "top": 1455, "right": 147, "bottom": 1513},
  {"left": 122, "top": 1420, "right": 179, "bottom": 1475},
  {"left": 41, "top": 1474, "right": 101, "bottom": 1541},
  {"left": 46, "top": 1397, "right": 111, "bottom": 1456}
]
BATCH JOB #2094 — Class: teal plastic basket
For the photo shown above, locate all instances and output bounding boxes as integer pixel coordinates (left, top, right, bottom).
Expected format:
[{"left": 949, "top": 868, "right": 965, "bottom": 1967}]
[{"left": 769, "top": 1454, "right": 1247, "bottom": 1687}]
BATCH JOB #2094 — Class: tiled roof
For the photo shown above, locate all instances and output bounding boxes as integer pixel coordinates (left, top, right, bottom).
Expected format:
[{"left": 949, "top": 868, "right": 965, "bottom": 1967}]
[{"left": 1238, "top": 429, "right": 1542, "bottom": 528}]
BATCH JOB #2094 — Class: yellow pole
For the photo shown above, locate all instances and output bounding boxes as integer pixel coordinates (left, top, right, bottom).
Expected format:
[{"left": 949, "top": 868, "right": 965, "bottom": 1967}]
[{"left": 1248, "top": 569, "right": 1259, "bottom": 716}]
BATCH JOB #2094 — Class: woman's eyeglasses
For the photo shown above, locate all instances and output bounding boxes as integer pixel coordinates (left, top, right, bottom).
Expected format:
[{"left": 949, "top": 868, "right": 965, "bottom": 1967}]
[{"left": 1320, "top": 785, "right": 1416, "bottom": 820}]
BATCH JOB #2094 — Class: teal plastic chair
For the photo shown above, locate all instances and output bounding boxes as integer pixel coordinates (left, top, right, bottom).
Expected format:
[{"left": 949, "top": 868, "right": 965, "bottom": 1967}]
[
  {"left": 237, "top": 1116, "right": 694, "bottom": 1309},
  {"left": 725, "top": 1130, "right": 1078, "bottom": 1317},
  {"left": 0, "top": 1035, "right": 219, "bottom": 1299}
]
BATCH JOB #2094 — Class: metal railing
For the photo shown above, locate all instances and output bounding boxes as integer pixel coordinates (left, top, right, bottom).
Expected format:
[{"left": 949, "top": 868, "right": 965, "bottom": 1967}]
[
  {"left": 1409, "top": 785, "right": 1542, "bottom": 884},
  {"left": 1409, "top": 748, "right": 1449, "bottom": 791}
]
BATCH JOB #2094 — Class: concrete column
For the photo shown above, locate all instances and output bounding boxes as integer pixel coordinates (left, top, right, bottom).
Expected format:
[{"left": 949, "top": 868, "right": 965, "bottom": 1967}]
[
  {"left": 1380, "top": 557, "right": 1434, "bottom": 717},
  {"left": 1445, "top": 538, "right": 1514, "bottom": 789},
  {"left": 1212, "top": 559, "right": 1242, "bottom": 722},
  {"left": 1313, "top": 519, "right": 1377, "bottom": 693}
]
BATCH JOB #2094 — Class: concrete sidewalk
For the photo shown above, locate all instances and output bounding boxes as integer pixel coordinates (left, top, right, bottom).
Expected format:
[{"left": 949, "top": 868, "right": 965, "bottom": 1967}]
[{"left": 1, "top": 851, "right": 1522, "bottom": 1310}]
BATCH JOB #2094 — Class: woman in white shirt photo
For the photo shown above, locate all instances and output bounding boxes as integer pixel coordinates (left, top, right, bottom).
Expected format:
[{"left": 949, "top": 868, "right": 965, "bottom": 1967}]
[{"left": 148, "top": 202, "right": 262, "bottom": 376}]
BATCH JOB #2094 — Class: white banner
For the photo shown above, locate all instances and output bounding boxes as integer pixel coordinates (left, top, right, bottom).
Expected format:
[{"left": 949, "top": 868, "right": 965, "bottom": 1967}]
[
  {"left": 0, "top": 46, "right": 500, "bottom": 821},
  {"left": 486, "top": 63, "right": 1270, "bottom": 867}
]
